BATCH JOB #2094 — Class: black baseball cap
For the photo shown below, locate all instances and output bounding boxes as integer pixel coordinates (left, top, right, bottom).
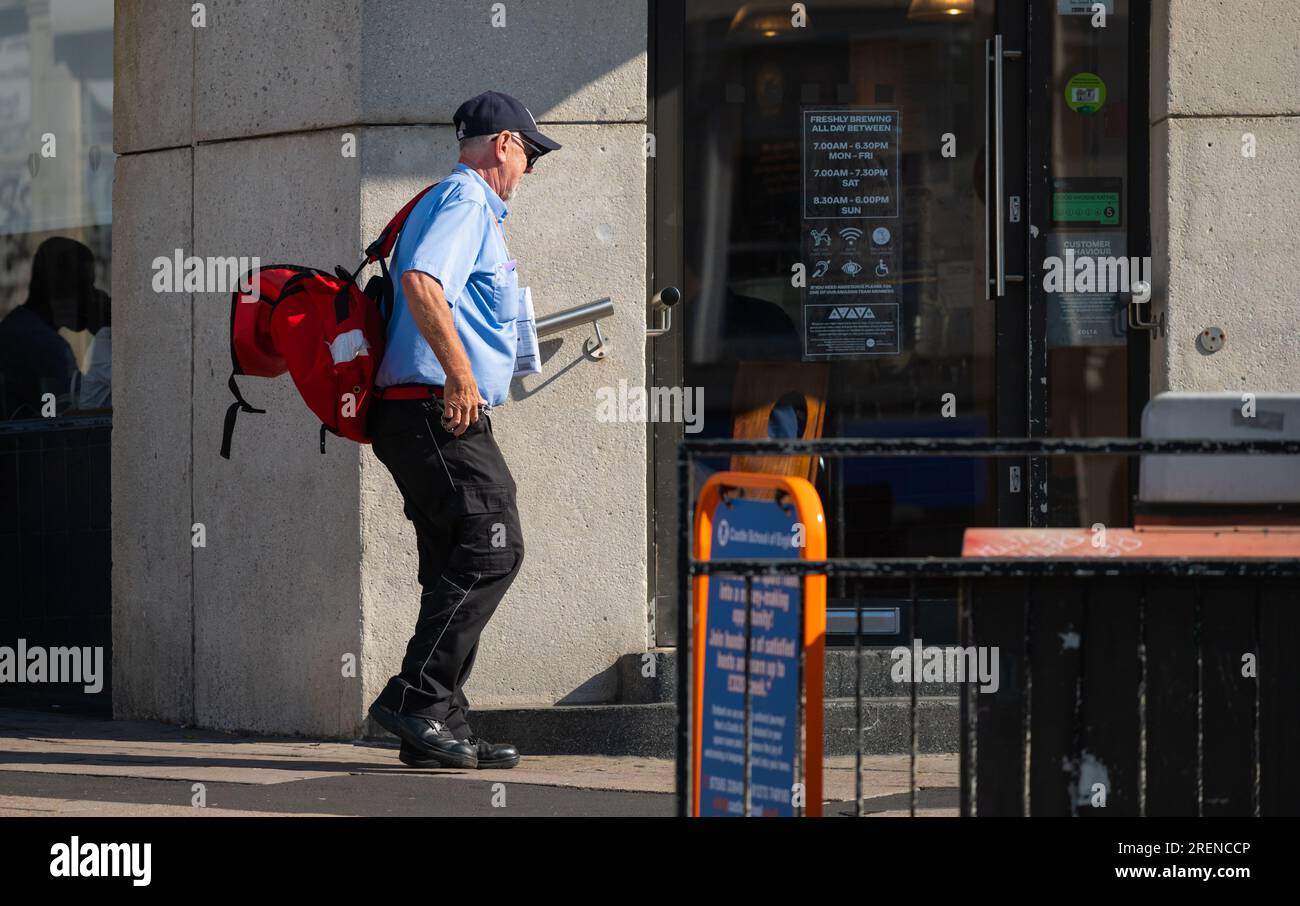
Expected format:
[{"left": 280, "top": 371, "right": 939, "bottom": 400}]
[{"left": 453, "top": 90, "right": 561, "bottom": 156}]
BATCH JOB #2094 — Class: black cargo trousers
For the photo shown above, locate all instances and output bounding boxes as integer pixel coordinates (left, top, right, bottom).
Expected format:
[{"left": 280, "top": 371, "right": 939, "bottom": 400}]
[{"left": 368, "top": 395, "right": 524, "bottom": 738}]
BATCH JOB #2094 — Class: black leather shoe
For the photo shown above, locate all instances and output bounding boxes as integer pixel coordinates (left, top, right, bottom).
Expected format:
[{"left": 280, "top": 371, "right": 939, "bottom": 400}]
[
  {"left": 399, "top": 737, "right": 519, "bottom": 769},
  {"left": 466, "top": 736, "right": 520, "bottom": 769},
  {"left": 369, "top": 702, "right": 477, "bottom": 769}
]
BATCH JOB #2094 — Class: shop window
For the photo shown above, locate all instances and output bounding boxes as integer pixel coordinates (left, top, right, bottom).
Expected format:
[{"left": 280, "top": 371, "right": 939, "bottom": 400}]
[
  {"left": 0, "top": 0, "right": 114, "bottom": 421},
  {"left": 0, "top": 0, "right": 114, "bottom": 714}
]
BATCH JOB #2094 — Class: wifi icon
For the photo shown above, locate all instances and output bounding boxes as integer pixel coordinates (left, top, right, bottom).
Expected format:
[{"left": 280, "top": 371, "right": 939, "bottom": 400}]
[{"left": 839, "top": 227, "right": 864, "bottom": 245}]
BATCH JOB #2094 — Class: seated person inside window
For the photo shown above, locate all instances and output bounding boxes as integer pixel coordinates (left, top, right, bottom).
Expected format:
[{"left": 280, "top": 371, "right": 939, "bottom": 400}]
[
  {"left": 74, "top": 288, "right": 112, "bottom": 410},
  {"left": 0, "top": 237, "right": 99, "bottom": 419}
]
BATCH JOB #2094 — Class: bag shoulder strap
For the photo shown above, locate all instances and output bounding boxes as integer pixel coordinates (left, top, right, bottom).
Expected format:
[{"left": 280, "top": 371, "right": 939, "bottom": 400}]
[
  {"left": 363, "top": 182, "right": 439, "bottom": 263},
  {"left": 220, "top": 375, "right": 266, "bottom": 460}
]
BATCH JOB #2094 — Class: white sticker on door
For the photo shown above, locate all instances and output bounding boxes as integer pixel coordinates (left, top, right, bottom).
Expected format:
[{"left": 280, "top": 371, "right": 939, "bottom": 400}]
[
  {"left": 1058, "top": 0, "right": 1114, "bottom": 14},
  {"left": 801, "top": 107, "right": 902, "bottom": 359}
]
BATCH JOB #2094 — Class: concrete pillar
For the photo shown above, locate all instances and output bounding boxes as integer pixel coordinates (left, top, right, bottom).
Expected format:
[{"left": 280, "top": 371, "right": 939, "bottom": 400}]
[
  {"left": 1149, "top": 0, "right": 1300, "bottom": 394},
  {"left": 113, "top": 0, "right": 648, "bottom": 735}
]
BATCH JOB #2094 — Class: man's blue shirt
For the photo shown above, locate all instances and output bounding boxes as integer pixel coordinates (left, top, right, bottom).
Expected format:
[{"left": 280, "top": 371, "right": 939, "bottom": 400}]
[{"left": 375, "top": 163, "right": 518, "bottom": 406}]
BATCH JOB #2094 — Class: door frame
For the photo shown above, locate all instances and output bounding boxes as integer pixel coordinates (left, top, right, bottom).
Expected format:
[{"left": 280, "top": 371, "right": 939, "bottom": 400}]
[
  {"left": 1026, "top": 0, "right": 1154, "bottom": 524},
  {"left": 648, "top": 0, "right": 685, "bottom": 645}
]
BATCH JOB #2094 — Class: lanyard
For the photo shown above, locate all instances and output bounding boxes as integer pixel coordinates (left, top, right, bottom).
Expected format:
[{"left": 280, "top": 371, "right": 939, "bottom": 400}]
[{"left": 493, "top": 217, "right": 519, "bottom": 276}]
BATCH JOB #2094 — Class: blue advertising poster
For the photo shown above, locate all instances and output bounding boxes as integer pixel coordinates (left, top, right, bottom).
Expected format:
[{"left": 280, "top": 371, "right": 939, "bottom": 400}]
[{"left": 699, "top": 497, "right": 803, "bottom": 817}]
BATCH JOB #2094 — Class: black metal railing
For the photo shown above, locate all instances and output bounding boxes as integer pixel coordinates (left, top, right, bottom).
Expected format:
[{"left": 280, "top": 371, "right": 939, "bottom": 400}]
[{"left": 676, "top": 437, "right": 1300, "bottom": 817}]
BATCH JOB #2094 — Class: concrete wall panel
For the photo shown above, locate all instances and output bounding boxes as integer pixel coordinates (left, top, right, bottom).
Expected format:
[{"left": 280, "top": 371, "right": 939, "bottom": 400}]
[
  {"left": 1152, "top": 0, "right": 1300, "bottom": 122},
  {"left": 1151, "top": 116, "right": 1300, "bottom": 394},
  {"left": 113, "top": 0, "right": 194, "bottom": 152},
  {"left": 111, "top": 148, "right": 195, "bottom": 722},
  {"left": 120, "top": 0, "right": 647, "bottom": 150},
  {"left": 360, "top": 0, "right": 646, "bottom": 124},
  {"left": 191, "top": 132, "right": 363, "bottom": 736},
  {"left": 193, "top": 0, "right": 362, "bottom": 143}
]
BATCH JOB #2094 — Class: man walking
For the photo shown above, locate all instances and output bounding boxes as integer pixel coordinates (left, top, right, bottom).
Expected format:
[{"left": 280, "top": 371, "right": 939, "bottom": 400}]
[{"left": 367, "top": 91, "right": 559, "bottom": 769}]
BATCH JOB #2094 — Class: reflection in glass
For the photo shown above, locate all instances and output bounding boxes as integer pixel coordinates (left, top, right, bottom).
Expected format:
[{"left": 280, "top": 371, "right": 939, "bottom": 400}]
[
  {"left": 0, "top": 0, "right": 114, "bottom": 419},
  {"left": 684, "top": 0, "right": 997, "bottom": 559},
  {"left": 1047, "top": 0, "right": 1131, "bottom": 527}
]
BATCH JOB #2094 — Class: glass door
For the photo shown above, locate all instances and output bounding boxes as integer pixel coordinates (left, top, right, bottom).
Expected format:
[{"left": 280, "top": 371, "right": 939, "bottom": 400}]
[
  {"left": 1032, "top": 0, "right": 1145, "bottom": 529},
  {"left": 650, "top": 0, "right": 1147, "bottom": 644}
]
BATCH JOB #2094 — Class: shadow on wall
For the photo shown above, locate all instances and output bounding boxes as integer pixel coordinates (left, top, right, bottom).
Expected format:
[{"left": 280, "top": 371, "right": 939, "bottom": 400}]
[{"left": 357, "top": 1, "right": 648, "bottom": 179}]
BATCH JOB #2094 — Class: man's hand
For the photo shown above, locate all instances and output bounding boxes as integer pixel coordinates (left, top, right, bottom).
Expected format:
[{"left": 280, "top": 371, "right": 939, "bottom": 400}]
[
  {"left": 441, "top": 370, "right": 486, "bottom": 436},
  {"left": 402, "top": 270, "right": 488, "bottom": 436}
]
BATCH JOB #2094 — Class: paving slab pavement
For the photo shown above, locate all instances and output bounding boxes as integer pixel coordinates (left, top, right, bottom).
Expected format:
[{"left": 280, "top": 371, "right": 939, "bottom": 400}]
[{"left": 0, "top": 709, "right": 957, "bottom": 817}]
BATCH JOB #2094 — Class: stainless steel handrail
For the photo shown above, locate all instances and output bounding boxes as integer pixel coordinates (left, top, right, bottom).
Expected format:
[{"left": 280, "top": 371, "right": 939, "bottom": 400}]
[
  {"left": 535, "top": 297, "right": 613, "bottom": 338},
  {"left": 535, "top": 297, "right": 614, "bottom": 359}
]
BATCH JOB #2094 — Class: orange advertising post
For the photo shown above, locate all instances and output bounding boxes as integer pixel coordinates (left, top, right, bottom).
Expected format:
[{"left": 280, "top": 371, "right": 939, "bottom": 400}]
[{"left": 692, "top": 471, "right": 826, "bottom": 817}]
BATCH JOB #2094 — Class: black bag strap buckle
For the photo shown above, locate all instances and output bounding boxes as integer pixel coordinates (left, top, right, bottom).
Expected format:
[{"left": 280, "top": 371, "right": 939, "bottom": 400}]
[{"left": 220, "top": 374, "right": 267, "bottom": 460}]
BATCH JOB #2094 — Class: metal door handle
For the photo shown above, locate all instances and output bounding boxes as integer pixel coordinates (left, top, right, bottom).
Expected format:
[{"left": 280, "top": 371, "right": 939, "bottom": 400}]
[
  {"left": 985, "top": 35, "right": 1005, "bottom": 300},
  {"left": 1128, "top": 281, "right": 1157, "bottom": 330},
  {"left": 647, "top": 285, "right": 681, "bottom": 338}
]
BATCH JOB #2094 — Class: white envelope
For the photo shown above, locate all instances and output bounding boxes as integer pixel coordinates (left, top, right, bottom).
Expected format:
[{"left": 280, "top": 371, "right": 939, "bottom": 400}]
[{"left": 513, "top": 286, "right": 542, "bottom": 377}]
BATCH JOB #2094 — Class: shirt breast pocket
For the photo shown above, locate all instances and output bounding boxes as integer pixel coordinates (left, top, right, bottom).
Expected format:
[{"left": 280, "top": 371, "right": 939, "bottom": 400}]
[{"left": 490, "top": 260, "right": 519, "bottom": 324}]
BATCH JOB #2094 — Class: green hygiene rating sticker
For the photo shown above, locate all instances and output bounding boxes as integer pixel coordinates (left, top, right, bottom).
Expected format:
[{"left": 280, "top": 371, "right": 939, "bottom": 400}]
[
  {"left": 1052, "top": 177, "right": 1122, "bottom": 226},
  {"left": 1065, "top": 72, "right": 1106, "bottom": 114},
  {"left": 1054, "top": 192, "right": 1120, "bottom": 225}
]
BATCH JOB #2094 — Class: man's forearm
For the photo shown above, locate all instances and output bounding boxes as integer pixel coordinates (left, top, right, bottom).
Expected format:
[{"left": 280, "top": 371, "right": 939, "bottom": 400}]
[{"left": 402, "top": 270, "right": 474, "bottom": 381}]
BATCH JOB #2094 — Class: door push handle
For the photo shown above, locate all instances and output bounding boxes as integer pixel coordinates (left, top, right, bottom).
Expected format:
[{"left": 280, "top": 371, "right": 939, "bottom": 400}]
[
  {"left": 985, "top": 35, "right": 1024, "bottom": 300},
  {"left": 647, "top": 285, "right": 681, "bottom": 338},
  {"left": 1127, "top": 281, "right": 1157, "bottom": 331},
  {"left": 984, "top": 35, "right": 1001, "bottom": 299}
]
